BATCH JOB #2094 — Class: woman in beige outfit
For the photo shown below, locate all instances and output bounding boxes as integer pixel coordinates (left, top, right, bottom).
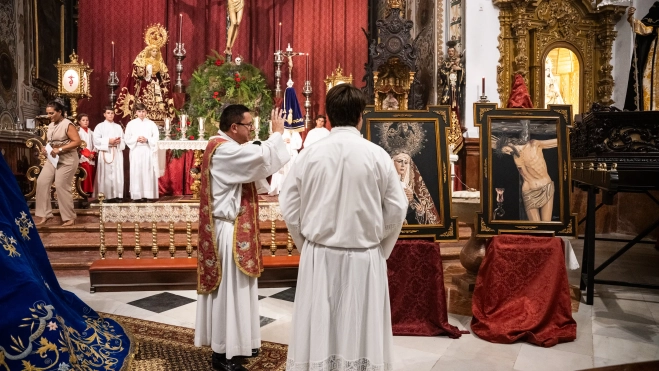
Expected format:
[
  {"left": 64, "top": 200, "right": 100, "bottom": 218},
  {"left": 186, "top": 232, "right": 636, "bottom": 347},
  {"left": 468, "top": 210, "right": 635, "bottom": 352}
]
[{"left": 35, "top": 101, "right": 82, "bottom": 226}]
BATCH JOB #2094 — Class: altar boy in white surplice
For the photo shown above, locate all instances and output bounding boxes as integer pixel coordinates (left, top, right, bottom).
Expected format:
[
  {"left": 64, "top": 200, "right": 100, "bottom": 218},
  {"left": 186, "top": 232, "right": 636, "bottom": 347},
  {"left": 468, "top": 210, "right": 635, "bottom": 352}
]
[
  {"left": 93, "top": 107, "right": 125, "bottom": 201},
  {"left": 124, "top": 103, "right": 160, "bottom": 200},
  {"left": 279, "top": 84, "right": 408, "bottom": 371}
]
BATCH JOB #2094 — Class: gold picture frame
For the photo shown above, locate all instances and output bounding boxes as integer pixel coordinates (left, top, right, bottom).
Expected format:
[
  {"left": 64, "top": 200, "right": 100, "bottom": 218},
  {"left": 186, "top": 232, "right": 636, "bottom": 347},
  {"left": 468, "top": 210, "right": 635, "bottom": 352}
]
[{"left": 34, "top": 0, "right": 65, "bottom": 88}]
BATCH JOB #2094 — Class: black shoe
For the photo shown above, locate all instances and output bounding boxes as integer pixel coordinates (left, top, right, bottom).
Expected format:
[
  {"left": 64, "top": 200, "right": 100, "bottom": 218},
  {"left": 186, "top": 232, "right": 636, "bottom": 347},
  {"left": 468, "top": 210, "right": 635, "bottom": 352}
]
[
  {"left": 251, "top": 348, "right": 259, "bottom": 357},
  {"left": 212, "top": 353, "right": 248, "bottom": 371}
]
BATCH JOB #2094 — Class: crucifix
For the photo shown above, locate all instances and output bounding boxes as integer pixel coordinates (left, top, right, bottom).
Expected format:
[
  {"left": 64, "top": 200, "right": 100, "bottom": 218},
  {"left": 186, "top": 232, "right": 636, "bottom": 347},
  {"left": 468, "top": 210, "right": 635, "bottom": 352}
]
[{"left": 274, "top": 43, "right": 305, "bottom": 97}]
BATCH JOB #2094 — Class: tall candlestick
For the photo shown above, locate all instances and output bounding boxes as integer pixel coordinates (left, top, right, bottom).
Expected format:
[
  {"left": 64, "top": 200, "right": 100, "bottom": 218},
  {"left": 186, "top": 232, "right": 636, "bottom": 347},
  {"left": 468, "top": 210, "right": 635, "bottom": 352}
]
[
  {"left": 278, "top": 22, "right": 282, "bottom": 51},
  {"left": 111, "top": 41, "right": 115, "bottom": 72},
  {"left": 306, "top": 53, "right": 309, "bottom": 81},
  {"left": 482, "top": 77, "right": 485, "bottom": 95},
  {"left": 178, "top": 13, "right": 183, "bottom": 44}
]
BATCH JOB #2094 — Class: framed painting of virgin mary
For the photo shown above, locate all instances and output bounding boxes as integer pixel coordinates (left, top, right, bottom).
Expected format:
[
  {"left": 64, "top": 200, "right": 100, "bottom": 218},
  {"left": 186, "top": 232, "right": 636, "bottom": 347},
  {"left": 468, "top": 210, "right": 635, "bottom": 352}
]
[{"left": 361, "top": 105, "right": 457, "bottom": 241}]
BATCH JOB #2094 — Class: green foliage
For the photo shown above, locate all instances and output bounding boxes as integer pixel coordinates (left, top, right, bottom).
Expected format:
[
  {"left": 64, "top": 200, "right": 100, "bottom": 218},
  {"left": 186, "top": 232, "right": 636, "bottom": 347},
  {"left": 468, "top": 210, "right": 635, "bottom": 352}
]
[{"left": 183, "top": 51, "right": 273, "bottom": 140}]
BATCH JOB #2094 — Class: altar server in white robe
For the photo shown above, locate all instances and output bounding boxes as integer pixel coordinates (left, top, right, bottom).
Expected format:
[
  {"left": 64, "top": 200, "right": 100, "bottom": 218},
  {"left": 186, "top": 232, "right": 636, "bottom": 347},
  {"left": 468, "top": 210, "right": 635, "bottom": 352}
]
[
  {"left": 280, "top": 84, "right": 408, "bottom": 371},
  {"left": 195, "top": 105, "right": 289, "bottom": 371},
  {"left": 302, "top": 115, "right": 330, "bottom": 148},
  {"left": 268, "top": 128, "right": 302, "bottom": 195},
  {"left": 124, "top": 103, "right": 160, "bottom": 200},
  {"left": 93, "top": 107, "right": 125, "bottom": 201}
]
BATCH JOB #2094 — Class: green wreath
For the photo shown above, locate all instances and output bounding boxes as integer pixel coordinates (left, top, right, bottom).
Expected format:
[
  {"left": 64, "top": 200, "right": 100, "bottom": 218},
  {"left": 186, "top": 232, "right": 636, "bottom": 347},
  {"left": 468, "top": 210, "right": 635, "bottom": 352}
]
[{"left": 182, "top": 51, "right": 273, "bottom": 142}]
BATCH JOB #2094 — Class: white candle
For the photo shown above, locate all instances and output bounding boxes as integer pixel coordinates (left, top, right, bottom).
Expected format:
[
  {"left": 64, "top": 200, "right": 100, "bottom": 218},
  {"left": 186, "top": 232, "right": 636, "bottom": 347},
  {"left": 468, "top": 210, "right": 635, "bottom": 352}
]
[
  {"left": 178, "top": 13, "right": 183, "bottom": 44},
  {"left": 164, "top": 117, "right": 170, "bottom": 131},
  {"left": 111, "top": 41, "right": 115, "bottom": 71},
  {"left": 278, "top": 22, "right": 282, "bottom": 51},
  {"left": 198, "top": 117, "right": 204, "bottom": 135},
  {"left": 306, "top": 53, "right": 309, "bottom": 81},
  {"left": 179, "top": 114, "right": 187, "bottom": 130}
]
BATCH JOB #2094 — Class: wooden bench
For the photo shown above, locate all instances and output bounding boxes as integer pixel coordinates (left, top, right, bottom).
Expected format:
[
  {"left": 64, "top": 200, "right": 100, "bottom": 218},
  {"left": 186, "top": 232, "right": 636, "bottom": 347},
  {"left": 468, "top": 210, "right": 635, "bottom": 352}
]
[{"left": 89, "top": 255, "right": 300, "bottom": 293}]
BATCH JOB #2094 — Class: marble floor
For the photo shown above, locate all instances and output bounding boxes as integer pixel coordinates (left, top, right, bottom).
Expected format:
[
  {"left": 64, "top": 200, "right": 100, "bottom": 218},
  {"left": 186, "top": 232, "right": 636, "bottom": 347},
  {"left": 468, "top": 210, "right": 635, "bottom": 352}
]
[{"left": 54, "top": 235, "right": 659, "bottom": 371}]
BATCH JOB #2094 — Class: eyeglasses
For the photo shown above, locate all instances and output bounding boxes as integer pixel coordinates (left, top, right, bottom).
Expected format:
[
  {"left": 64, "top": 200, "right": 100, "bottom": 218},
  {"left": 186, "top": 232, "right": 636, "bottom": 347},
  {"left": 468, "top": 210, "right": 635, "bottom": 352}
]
[{"left": 235, "top": 122, "right": 254, "bottom": 130}]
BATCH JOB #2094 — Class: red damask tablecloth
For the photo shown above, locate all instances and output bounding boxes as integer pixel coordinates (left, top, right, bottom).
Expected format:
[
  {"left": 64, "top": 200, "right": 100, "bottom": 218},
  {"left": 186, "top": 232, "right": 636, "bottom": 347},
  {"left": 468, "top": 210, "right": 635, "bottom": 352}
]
[
  {"left": 387, "top": 239, "right": 467, "bottom": 338},
  {"left": 470, "top": 235, "right": 576, "bottom": 347}
]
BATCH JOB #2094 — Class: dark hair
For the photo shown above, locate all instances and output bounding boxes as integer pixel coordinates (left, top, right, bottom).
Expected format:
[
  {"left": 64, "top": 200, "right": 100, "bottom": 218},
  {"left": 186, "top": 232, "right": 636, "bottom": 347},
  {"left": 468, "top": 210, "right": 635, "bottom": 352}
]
[
  {"left": 104, "top": 106, "right": 115, "bottom": 113},
  {"left": 315, "top": 115, "right": 326, "bottom": 121},
  {"left": 325, "top": 84, "right": 366, "bottom": 127},
  {"left": 220, "top": 104, "right": 250, "bottom": 132},
  {"left": 46, "top": 101, "right": 65, "bottom": 113},
  {"left": 77, "top": 113, "right": 89, "bottom": 122},
  {"left": 134, "top": 103, "right": 147, "bottom": 111},
  {"left": 494, "top": 135, "right": 521, "bottom": 157}
]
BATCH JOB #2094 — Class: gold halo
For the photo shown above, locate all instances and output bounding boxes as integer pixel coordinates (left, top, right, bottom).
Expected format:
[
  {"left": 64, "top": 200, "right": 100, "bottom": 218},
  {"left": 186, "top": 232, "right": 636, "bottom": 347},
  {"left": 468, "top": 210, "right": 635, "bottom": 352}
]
[{"left": 144, "top": 24, "right": 168, "bottom": 48}]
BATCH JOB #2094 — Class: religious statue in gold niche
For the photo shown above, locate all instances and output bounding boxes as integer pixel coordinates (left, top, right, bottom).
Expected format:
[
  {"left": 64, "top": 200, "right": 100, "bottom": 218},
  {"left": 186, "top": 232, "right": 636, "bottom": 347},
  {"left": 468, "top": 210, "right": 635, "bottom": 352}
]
[
  {"left": 114, "top": 24, "right": 175, "bottom": 123},
  {"left": 225, "top": 0, "right": 244, "bottom": 56},
  {"left": 438, "top": 41, "right": 465, "bottom": 112},
  {"left": 624, "top": 2, "right": 659, "bottom": 111}
]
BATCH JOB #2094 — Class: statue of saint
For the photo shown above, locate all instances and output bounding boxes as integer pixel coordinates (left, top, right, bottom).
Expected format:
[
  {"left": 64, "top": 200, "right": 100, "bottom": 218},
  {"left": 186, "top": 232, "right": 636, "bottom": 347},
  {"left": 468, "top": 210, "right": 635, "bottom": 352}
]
[
  {"left": 624, "top": 3, "right": 659, "bottom": 111},
  {"left": 225, "top": 0, "right": 245, "bottom": 56},
  {"left": 382, "top": 92, "right": 399, "bottom": 110},
  {"left": 115, "top": 24, "right": 175, "bottom": 122},
  {"left": 438, "top": 41, "right": 465, "bottom": 112}
]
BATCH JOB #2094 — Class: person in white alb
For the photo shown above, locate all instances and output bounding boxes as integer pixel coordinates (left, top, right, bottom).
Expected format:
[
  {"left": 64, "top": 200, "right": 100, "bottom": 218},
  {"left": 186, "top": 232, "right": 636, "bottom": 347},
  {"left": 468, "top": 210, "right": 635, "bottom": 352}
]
[
  {"left": 195, "top": 105, "right": 290, "bottom": 371},
  {"left": 268, "top": 128, "right": 302, "bottom": 195},
  {"left": 93, "top": 108, "right": 125, "bottom": 201},
  {"left": 279, "top": 84, "right": 408, "bottom": 371},
  {"left": 302, "top": 115, "right": 329, "bottom": 148},
  {"left": 124, "top": 103, "right": 160, "bottom": 201}
]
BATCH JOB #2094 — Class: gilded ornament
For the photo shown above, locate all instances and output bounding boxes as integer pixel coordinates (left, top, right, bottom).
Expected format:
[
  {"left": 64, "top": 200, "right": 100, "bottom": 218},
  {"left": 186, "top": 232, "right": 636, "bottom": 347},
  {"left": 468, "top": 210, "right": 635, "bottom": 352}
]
[
  {"left": 440, "top": 222, "right": 455, "bottom": 237},
  {"left": 480, "top": 218, "right": 494, "bottom": 232},
  {"left": 558, "top": 220, "right": 573, "bottom": 234}
]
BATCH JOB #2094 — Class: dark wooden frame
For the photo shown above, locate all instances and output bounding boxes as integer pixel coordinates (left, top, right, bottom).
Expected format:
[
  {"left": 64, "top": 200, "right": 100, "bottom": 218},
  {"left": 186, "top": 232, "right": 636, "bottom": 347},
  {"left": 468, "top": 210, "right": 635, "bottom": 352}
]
[
  {"left": 361, "top": 104, "right": 458, "bottom": 241},
  {"left": 34, "top": 0, "right": 65, "bottom": 88},
  {"left": 474, "top": 103, "right": 576, "bottom": 237}
]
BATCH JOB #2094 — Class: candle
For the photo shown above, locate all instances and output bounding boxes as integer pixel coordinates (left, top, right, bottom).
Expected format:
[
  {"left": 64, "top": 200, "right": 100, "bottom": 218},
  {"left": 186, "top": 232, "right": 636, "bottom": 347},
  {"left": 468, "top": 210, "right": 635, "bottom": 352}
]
[
  {"left": 164, "top": 117, "right": 170, "bottom": 132},
  {"left": 286, "top": 43, "right": 292, "bottom": 52},
  {"left": 482, "top": 77, "right": 485, "bottom": 95},
  {"left": 198, "top": 117, "right": 204, "bottom": 135},
  {"left": 179, "top": 114, "right": 187, "bottom": 130},
  {"left": 278, "top": 22, "right": 282, "bottom": 51},
  {"left": 306, "top": 53, "right": 309, "bottom": 81},
  {"left": 111, "top": 41, "right": 115, "bottom": 72},
  {"left": 178, "top": 13, "right": 183, "bottom": 44}
]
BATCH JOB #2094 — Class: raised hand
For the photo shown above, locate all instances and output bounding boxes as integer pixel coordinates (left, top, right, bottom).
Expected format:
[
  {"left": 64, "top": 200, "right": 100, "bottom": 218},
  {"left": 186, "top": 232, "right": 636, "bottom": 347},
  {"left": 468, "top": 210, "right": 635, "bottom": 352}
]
[{"left": 270, "top": 107, "right": 285, "bottom": 134}]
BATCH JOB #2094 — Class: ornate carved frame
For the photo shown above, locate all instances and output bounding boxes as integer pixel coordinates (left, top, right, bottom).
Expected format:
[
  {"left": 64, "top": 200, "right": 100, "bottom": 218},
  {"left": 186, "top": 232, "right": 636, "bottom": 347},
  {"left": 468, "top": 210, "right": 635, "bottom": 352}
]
[{"left": 493, "top": 0, "right": 626, "bottom": 109}]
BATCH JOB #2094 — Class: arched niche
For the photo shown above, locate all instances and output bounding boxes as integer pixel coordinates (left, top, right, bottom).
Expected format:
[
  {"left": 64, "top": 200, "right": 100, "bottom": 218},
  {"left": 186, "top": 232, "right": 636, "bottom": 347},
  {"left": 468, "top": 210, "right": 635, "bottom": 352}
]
[
  {"left": 493, "top": 0, "right": 626, "bottom": 109},
  {"left": 542, "top": 44, "right": 583, "bottom": 114}
]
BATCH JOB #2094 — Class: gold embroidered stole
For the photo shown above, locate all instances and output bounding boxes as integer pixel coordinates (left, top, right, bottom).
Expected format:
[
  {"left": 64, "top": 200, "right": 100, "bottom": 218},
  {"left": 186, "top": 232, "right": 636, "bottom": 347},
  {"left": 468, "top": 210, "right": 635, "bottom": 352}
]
[{"left": 197, "top": 137, "right": 263, "bottom": 294}]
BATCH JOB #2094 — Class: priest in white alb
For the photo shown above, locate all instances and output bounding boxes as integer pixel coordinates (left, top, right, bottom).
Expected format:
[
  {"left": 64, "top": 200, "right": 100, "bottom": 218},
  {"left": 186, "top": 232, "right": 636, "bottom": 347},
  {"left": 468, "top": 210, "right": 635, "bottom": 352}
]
[
  {"left": 93, "top": 107, "right": 125, "bottom": 201},
  {"left": 279, "top": 84, "right": 408, "bottom": 371},
  {"left": 124, "top": 103, "right": 160, "bottom": 201},
  {"left": 302, "top": 115, "right": 329, "bottom": 148},
  {"left": 195, "top": 105, "right": 289, "bottom": 371}
]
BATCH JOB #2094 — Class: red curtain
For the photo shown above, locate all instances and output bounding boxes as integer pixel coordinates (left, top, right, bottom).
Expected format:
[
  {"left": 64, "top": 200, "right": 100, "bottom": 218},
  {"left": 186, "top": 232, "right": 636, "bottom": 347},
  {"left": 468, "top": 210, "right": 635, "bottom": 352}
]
[{"left": 77, "top": 0, "right": 366, "bottom": 126}]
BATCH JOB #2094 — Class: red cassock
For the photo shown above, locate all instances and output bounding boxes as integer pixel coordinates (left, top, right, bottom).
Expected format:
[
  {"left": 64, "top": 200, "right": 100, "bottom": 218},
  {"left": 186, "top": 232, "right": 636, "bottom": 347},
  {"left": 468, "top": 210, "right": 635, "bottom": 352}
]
[{"left": 470, "top": 235, "right": 576, "bottom": 347}]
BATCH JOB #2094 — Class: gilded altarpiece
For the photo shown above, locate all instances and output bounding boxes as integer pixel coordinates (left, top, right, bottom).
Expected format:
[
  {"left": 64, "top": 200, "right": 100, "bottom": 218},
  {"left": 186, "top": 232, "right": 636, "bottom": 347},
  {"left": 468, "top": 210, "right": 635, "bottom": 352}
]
[{"left": 493, "top": 0, "right": 626, "bottom": 110}]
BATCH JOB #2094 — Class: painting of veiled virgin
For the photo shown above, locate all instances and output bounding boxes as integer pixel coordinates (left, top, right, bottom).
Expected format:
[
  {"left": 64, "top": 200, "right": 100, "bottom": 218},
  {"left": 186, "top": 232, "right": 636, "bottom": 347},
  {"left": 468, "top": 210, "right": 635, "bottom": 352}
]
[{"left": 362, "top": 106, "right": 457, "bottom": 241}]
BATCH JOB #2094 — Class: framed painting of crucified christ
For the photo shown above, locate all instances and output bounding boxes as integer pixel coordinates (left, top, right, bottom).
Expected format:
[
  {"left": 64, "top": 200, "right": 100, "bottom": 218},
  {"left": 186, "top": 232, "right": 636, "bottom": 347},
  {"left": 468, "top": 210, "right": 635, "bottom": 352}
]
[{"left": 474, "top": 103, "right": 576, "bottom": 237}]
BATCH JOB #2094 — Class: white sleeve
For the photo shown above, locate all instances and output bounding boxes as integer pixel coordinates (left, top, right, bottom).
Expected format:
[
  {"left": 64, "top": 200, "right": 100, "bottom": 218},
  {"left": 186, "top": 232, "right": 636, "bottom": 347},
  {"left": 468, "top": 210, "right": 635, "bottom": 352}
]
[
  {"left": 379, "top": 155, "right": 408, "bottom": 259},
  {"left": 279, "top": 156, "right": 305, "bottom": 251},
  {"left": 211, "top": 132, "right": 289, "bottom": 184},
  {"left": 93, "top": 125, "right": 110, "bottom": 152},
  {"left": 123, "top": 122, "right": 138, "bottom": 149}
]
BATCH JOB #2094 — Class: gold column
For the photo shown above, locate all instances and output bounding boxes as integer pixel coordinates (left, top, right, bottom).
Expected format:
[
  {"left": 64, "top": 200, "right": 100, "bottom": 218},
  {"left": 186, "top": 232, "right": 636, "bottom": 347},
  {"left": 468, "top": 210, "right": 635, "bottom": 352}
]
[
  {"left": 186, "top": 221, "right": 193, "bottom": 258},
  {"left": 270, "top": 220, "right": 277, "bottom": 256},
  {"left": 151, "top": 222, "right": 158, "bottom": 258},
  {"left": 117, "top": 223, "right": 124, "bottom": 259},
  {"left": 286, "top": 232, "right": 293, "bottom": 256},
  {"left": 169, "top": 222, "right": 176, "bottom": 258},
  {"left": 134, "top": 222, "right": 141, "bottom": 259},
  {"left": 98, "top": 194, "right": 106, "bottom": 259}
]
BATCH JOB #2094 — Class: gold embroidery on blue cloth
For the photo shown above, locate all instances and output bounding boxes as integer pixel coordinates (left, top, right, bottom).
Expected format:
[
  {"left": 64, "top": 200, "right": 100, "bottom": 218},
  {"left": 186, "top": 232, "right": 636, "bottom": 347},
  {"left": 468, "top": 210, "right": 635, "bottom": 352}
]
[
  {"left": 15, "top": 211, "right": 34, "bottom": 240},
  {"left": 0, "top": 231, "right": 19, "bottom": 257}
]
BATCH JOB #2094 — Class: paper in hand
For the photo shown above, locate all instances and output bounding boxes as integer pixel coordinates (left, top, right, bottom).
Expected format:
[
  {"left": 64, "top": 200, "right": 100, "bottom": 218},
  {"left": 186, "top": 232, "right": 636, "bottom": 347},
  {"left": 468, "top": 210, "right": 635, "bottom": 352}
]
[{"left": 44, "top": 143, "right": 59, "bottom": 168}]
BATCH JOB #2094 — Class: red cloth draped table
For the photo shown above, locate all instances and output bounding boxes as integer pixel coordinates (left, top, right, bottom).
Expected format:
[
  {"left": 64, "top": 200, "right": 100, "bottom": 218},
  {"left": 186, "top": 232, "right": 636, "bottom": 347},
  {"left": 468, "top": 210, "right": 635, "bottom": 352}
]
[
  {"left": 157, "top": 140, "right": 208, "bottom": 198},
  {"left": 470, "top": 235, "right": 576, "bottom": 347},
  {"left": 387, "top": 239, "right": 468, "bottom": 338}
]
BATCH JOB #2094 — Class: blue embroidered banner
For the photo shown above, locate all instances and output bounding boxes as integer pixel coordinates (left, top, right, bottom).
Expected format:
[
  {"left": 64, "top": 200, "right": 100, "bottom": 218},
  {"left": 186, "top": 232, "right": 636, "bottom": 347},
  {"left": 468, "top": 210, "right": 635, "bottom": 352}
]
[
  {"left": 0, "top": 153, "right": 134, "bottom": 371},
  {"left": 283, "top": 86, "right": 305, "bottom": 131}
]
